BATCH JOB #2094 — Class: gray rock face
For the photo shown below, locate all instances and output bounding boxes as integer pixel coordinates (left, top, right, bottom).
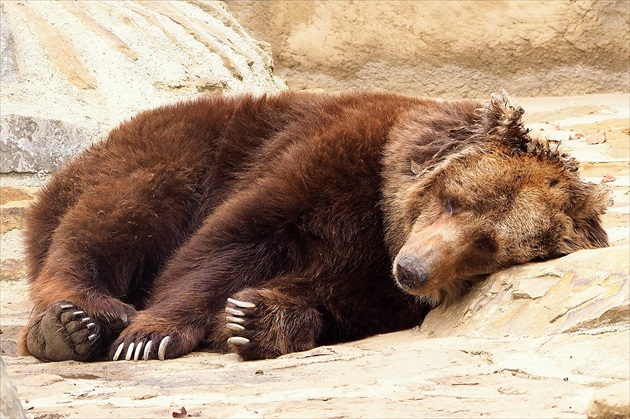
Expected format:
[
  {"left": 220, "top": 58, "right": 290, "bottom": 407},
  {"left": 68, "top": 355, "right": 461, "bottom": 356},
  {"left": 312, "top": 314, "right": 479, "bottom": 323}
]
[
  {"left": 0, "top": 356, "right": 26, "bottom": 419},
  {"left": 0, "top": 0, "right": 286, "bottom": 174},
  {"left": 1, "top": 115, "right": 89, "bottom": 173}
]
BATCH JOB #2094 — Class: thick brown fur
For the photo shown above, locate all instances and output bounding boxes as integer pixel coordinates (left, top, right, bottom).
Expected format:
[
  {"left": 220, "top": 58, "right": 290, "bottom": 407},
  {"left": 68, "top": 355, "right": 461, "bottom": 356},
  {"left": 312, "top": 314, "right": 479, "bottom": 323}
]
[{"left": 18, "top": 91, "right": 609, "bottom": 362}]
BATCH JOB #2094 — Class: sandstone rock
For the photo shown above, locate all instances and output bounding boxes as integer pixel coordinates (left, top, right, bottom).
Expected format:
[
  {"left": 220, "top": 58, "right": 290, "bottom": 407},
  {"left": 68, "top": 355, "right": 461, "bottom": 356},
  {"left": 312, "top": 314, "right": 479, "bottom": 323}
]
[
  {"left": 0, "top": 356, "right": 26, "bottom": 419},
  {"left": 586, "top": 381, "right": 630, "bottom": 419},
  {"left": 0, "top": 186, "right": 33, "bottom": 205},
  {"left": 527, "top": 127, "right": 575, "bottom": 142},
  {"left": 0, "top": 230, "right": 24, "bottom": 261},
  {"left": 1, "top": 323, "right": 627, "bottom": 418},
  {"left": 0, "top": 207, "right": 26, "bottom": 235},
  {"left": 0, "top": 0, "right": 286, "bottom": 173},
  {"left": 420, "top": 245, "right": 630, "bottom": 338},
  {"left": 0, "top": 186, "right": 33, "bottom": 239},
  {"left": 225, "top": 1, "right": 629, "bottom": 97}
]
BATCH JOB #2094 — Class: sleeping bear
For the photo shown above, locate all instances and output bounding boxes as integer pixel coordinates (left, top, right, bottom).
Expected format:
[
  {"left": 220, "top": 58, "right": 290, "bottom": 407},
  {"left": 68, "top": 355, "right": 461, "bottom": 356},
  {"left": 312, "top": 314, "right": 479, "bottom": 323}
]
[{"left": 19, "top": 91, "right": 609, "bottom": 362}]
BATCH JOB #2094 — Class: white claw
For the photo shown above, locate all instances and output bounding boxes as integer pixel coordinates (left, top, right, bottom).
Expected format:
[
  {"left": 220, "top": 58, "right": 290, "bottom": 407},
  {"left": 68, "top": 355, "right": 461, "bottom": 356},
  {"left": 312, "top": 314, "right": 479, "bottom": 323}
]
[
  {"left": 112, "top": 343, "right": 125, "bottom": 361},
  {"left": 73, "top": 310, "right": 86, "bottom": 317},
  {"left": 88, "top": 333, "right": 98, "bottom": 341},
  {"left": 81, "top": 317, "right": 91, "bottom": 323},
  {"left": 228, "top": 336, "right": 250, "bottom": 345},
  {"left": 227, "top": 298, "right": 256, "bottom": 309},
  {"left": 86, "top": 322, "right": 95, "bottom": 329},
  {"left": 225, "top": 307, "right": 245, "bottom": 316},
  {"left": 60, "top": 303, "right": 74, "bottom": 310},
  {"left": 158, "top": 336, "right": 171, "bottom": 361},
  {"left": 143, "top": 340, "right": 153, "bottom": 361},
  {"left": 226, "top": 323, "right": 245, "bottom": 331},
  {"left": 125, "top": 342, "right": 135, "bottom": 361},
  {"left": 133, "top": 341, "right": 144, "bottom": 361},
  {"left": 226, "top": 315, "right": 244, "bottom": 324}
]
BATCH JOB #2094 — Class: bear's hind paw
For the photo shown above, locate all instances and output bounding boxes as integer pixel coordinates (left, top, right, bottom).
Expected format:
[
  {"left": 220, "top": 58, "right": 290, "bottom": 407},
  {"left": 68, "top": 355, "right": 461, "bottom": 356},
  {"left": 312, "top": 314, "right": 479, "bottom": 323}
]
[{"left": 26, "top": 301, "right": 103, "bottom": 362}]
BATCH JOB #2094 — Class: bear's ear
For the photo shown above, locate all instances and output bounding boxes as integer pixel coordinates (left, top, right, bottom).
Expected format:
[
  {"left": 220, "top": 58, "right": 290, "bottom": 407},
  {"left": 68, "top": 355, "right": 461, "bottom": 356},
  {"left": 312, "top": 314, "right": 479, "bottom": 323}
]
[
  {"left": 476, "top": 91, "right": 531, "bottom": 152},
  {"left": 565, "top": 182, "right": 611, "bottom": 249}
]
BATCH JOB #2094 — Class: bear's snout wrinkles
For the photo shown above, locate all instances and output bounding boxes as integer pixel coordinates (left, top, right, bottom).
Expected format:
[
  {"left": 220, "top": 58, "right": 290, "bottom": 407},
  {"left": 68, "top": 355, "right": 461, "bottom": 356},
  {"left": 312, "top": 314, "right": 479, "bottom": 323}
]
[{"left": 395, "top": 254, "right": 429, "bottom": 291}]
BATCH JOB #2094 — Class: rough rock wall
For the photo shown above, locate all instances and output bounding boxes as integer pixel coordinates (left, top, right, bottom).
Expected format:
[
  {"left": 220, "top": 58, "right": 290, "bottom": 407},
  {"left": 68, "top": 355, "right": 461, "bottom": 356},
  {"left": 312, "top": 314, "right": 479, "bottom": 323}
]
[
  {"left": 0, "top": 356, "right": 25, "bottom": 419},
  {"left": 225, "top": 0, "right": 630, "bottom": 98},
  {"left": 0, "top": 0, "right": 286, "bottom": 174}
]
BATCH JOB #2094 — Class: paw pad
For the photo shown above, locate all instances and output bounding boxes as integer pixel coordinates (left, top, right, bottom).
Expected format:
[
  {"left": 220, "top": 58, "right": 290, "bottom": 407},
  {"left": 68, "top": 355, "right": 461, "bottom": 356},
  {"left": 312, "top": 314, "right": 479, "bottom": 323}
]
[{"left": 26, "top": 300, "right": 103, "bottom": 362}]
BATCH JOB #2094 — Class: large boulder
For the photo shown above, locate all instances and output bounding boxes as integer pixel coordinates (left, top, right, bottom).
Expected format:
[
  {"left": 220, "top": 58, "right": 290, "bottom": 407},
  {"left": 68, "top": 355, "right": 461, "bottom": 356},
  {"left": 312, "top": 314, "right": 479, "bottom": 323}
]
[
  {"left": 420, "top": 245, "right": 629, "bottom": 338},
  {"left": 0, "top": 1, "right": 286, "bottom": 174}
]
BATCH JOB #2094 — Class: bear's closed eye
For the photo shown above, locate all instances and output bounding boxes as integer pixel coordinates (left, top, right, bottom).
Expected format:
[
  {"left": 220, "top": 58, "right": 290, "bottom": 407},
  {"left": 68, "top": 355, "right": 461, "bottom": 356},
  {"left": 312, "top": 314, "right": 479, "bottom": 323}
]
[
  {"left": 474, "top": 235, "right": 497, "bottom": 253},
  {"left": 444, "top": 197, "right": 461, "bottom": 216}
]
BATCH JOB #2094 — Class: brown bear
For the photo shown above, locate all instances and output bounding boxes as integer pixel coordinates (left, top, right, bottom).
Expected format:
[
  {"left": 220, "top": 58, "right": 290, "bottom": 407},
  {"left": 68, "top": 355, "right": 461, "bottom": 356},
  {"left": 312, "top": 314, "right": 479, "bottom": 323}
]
[{"left": 18, "top": 91, "right": 609, "bottom": 363}]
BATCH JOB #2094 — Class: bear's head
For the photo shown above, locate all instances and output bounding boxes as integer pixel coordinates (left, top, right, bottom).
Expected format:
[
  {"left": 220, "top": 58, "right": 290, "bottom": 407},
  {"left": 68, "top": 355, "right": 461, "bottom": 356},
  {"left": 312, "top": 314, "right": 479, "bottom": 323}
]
[{"left": 382, "top": 93, "right": 610, "bottom": 306}]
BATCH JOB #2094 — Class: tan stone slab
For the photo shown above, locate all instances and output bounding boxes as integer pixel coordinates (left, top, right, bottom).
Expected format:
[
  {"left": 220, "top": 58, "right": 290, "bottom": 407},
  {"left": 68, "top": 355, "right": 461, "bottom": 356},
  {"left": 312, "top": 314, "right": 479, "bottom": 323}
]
[
  {"left": 0, "top": 186, "right": 34, "bottom": 206},
  {"left": 420, "top": 245, "right": 630, "bottom": 338},
  {"left": 0, "top": 258, "right": 27, "bottom": 282},
  {"left": 3, "top": 330, "right": 627, "bottom": 418}
]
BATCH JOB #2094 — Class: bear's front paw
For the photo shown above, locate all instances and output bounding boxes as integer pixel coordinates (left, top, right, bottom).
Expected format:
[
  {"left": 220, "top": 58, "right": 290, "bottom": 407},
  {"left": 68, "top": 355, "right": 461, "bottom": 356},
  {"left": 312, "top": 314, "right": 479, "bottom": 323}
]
[
  {"left": 225, "top": 289, "right": 323, "bottom": 361},
  {"left": 108, "top": 313, "right": 203, "bottom": 361},
  {"left": 225, "top": 296, "right": 260, "bottom": 358},
  {"left": 26, "top": 301, "right": 103, "bottom": 362},
  {"left": 110, "top": 332, "right": 172, "bottom": 361}
]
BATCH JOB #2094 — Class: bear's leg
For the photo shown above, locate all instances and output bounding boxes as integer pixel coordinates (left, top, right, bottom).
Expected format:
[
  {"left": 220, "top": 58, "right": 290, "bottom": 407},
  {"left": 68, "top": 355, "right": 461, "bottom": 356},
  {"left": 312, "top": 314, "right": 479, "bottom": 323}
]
[
  {"left": 106, "top": 183, "right": 319, "bottom": 361},
  {"left": 21, "top": 170, "right": 202, "bottom": 361},
  {"left": 221, "top": 284, "right": 324, "bottom": 360},
  {"left": 220, "top": 277, "right": 431, "bottom": 361},
  {"left": 23, "top": 169, "right": 85, "bottom": 281}
]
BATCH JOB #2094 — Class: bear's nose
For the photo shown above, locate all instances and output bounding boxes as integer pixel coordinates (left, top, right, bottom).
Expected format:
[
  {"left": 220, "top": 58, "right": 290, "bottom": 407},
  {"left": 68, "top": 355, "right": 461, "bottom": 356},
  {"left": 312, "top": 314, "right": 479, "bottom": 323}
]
[{"left": 395, "top": 254, "right": 429, "bottom": 291}]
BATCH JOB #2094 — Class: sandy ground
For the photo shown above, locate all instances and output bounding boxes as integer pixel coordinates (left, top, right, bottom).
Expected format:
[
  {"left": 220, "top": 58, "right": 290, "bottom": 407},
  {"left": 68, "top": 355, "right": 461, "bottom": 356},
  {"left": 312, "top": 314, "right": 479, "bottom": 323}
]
[{"left": 1, "top": 93, "right": 629, "bottom": 418}]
